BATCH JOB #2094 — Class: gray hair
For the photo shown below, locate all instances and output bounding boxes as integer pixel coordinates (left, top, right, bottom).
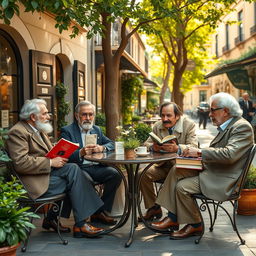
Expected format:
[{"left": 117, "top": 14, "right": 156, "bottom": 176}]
[
  {"left": 209, "top": 92, "right": 242, "bottom": 117},
  {"left": 19, "top": 99, "right": 47, "bottom": 120},
  {"left": 75, "top": 100, "right": 95, "bottom": 114}
]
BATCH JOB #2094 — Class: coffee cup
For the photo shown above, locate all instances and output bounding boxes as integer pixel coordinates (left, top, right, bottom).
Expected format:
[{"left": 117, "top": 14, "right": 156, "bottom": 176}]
[
  {"left": 115, "top": 141, "right": 124, "bottom": 154},
  {"left": 135, "top": 146, "right": 147, "bottom": 155}
]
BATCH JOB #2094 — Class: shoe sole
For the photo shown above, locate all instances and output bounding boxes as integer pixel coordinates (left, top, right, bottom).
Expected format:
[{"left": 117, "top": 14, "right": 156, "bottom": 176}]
[{"left": 169, "top": 231, "right": 202, "bottom": 240}]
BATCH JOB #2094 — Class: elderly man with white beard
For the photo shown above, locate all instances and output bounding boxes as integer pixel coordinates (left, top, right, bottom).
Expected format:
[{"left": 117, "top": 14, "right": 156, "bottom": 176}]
[
  {"left": 61, "top": 101, "right": 122, "bottom": 225},
  {"left": 6, "top": 99, "right": 105, "bottom": 238}
]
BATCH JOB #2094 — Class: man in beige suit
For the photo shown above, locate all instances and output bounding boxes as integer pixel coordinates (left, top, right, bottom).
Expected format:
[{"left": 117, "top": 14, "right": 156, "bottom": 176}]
[
  {"left": 6, "top": 99, "right": 105, "bottom": 238},
  {"left": 139, "top": 102, "right": 198, "bottom": 221},
  {"left": 151, "top": 92, "right": 254, "bottom": 239}
]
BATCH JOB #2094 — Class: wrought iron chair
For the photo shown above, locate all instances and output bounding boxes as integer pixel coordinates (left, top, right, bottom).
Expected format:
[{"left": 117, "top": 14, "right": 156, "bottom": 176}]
[
  {"left": 4, "top": 152, "right": 68, "bottom": 252},
  {"left": 192, "top": 144, "right": 256, "bottom": 244}
]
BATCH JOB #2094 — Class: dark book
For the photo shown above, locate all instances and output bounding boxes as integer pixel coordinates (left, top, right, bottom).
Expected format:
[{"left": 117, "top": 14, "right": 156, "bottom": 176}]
[
  {"left": 149, "top": 132, "right": 178, "bottom": 145},
  {"left": 45, "top": 138, "right": 79, "bottom": 159}
]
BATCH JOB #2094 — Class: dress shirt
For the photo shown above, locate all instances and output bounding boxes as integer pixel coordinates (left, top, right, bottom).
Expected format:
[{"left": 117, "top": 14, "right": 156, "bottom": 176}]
[{"left": 218, "top": 118, "right": 233, "bottom": 132}]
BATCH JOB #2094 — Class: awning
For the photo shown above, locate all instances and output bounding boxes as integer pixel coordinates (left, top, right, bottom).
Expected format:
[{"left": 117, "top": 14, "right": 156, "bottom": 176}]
[{"left": 205, "top": 52, "right": 256, "bottom": 91}]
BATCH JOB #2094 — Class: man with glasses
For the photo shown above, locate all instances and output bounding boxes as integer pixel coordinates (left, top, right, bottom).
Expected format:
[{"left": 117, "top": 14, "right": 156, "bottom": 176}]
[
  {"left": 61, "top": 101, "right": 122, "bottom": 225},
  {"left": 151, "top": 92, "right": 254, "bottom": 239}
]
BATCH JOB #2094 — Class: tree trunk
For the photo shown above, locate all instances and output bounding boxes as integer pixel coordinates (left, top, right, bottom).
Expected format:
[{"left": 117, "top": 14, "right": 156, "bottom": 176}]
[{"left": 160, "top": 59, "right": 171, "bottom": 105}]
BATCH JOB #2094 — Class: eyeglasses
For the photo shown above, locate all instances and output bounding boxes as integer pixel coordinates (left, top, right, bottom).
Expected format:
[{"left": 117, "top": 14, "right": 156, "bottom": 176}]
[
  {"left": 210, "top": 107, "right": 223, "bottom": 112},
  {"left": 80, "top": 113, "right": 94, "bottom": 117}
]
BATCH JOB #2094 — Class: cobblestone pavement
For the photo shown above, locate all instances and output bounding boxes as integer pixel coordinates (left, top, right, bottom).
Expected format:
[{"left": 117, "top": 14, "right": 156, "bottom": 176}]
[{"left": 17, "top": 118, "right": 256, "bottom": 256}]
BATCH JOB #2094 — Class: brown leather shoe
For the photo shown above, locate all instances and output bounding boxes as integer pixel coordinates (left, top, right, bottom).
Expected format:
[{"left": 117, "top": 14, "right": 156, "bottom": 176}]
[
  {"left": 91, "top": 212, "right": 117, "bottom": 225},
  {"left": 169, "top": 224, "right": 202, "bottom": 239},
  {"left": 138, "top": 207, "right": 162, "bottom": 222},
  {"left": 42, "top": 218, "right": 71, "bottom": 233},
  {"left": 151, "top": 217, "right": 179, "bottom": 230},
  {"left": 73, "top": 223, "right": 104, "bottom": 238}
]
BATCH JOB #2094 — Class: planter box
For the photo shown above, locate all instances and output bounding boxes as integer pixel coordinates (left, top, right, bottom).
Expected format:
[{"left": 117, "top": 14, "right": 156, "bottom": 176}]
[{"left": 237, "top": 188, "right": 256, "bottom": 215}]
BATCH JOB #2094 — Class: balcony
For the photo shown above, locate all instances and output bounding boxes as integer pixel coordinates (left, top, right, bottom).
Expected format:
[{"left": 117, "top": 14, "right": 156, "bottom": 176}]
[
  {"left": 234, "top": 34, "right": 244, "bottom": 45},
  {"left": 250, "top": 25, "right": 256, "bottom": 36}
]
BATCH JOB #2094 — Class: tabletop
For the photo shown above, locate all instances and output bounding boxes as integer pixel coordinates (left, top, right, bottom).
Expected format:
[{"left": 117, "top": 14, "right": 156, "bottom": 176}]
[{"left": 84, "top": 151, "right": 177, "bottom": 165}]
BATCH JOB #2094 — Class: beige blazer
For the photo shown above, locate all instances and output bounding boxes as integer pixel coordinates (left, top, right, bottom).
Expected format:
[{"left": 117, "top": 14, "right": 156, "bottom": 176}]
[
  {"left": 200, "top": 117, "right": 254, "bottom": 201},
  {"left": 6, "top": 121, "right": 52, "bottom": 199}
]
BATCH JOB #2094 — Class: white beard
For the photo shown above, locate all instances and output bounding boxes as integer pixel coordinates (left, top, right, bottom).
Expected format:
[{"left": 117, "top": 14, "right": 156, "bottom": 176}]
[
  {"left": 35, "top": 120, "right": 53, "bottom": 134},
  {"left": 81, "top": 122, "right": 93, "bottom": 131}
]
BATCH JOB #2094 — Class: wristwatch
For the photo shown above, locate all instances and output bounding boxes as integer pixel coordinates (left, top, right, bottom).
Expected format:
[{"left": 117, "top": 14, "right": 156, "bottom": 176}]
[
  {"left": 197, "top": 149, "right": 202, "bottom": 157},
  {"left": 102, "top": 146, "right": 107, "bottom": 152}
]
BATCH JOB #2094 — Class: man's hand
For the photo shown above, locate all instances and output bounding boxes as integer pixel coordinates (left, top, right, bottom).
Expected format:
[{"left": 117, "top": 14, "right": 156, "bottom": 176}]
[
  {"left": 182, "top": 147, "right": 199, "bottom": 157},
  {"left": 93, "top": 145, "right": 104, "bottom": 153},
  {"left": 51, "top": 157, "right": 68, "bottom": 168},
  {"left": 161, "top": 142, "right": 178, "bottom": 153}
]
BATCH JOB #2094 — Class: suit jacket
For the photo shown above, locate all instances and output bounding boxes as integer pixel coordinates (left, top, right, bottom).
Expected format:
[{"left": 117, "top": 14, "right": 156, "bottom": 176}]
[
  {"left": 239, "top": 99, "right": 254, "bottom": 122},
  {"left": 200, "top": 117, "right": 254, "bottom": 201},
  {"left": 61, "top": 122, "right": 114, "bottom": 165},
  {"left": 6, "top": 121, "right": 52, "bottom": 199},
  {"left": 144, "top": 115, "right": 198, "bottom": 152}
]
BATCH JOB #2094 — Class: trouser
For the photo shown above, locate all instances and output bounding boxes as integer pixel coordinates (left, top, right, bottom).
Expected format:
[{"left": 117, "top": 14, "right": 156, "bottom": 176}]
[
  {"left": 81, "top": 164, "right": 122, "bottom": 212},
  {"left": 139, "top": 161, "right": 174, "bottom": 209},
  {"left": 156, "top": 166, "right": 201, "bottom": 224},
  {"left": 41, "top": 163, "right": 103, "bottom": 223}
]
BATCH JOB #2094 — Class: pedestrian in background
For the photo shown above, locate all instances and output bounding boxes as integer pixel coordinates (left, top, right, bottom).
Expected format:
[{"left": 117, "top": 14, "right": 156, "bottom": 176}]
[{"left": 239, "top": 92, "right": 254, "bottom": 123}]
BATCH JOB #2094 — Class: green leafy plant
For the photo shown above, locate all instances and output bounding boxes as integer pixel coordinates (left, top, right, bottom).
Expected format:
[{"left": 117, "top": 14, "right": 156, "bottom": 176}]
[
  {"left": 95, "top": 113, "right": 106, "bottom": 135},
  {"left": 0, "top": 128, "right": 10, "bottom": 162},
  {"left": 0, "top": 176, "right": 39, "bottom": 247},
  {"left": 131, "top": 115, "right": 142, "bottom": 124},
  {"left": 55, "top": 81, "right": 71, "bottom": 132},
  {"left": 244, "top": 166, "right": 256, "bottom": 189},
  {"left": 116, "top": 126, "right": 140, "bottom": 149},
  {"left": 134, "top": 123, "right": 152, "bottom": 144}
]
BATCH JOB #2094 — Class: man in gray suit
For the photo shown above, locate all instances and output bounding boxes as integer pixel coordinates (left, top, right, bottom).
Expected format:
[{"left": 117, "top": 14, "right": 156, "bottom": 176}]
[
  {"left": 6, "top": 99, "right": 105, "bottom": 238},
  {"left": 151, "top": 92, "right": 254, "bottom": 239}
]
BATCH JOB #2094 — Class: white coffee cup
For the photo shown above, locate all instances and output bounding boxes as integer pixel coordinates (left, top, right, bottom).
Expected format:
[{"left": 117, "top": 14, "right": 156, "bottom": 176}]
[
  {"left": 135, "top": 146, "right": 147, "bottom": 154},
  {"left": 115, "top": 141, "right": 124, "bottom": 154}
]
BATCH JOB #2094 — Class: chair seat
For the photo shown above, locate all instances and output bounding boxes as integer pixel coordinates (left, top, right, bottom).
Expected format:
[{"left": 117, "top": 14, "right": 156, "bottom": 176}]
[{"left": 19, "top": 193, "right": 67, "bottom": 204}]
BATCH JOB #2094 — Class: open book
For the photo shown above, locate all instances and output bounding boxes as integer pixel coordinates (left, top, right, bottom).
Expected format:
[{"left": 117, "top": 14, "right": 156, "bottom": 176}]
[
  {"left": 149, "top": 132, "right": 178, "bottom": 145},
  {"left": 176, "top": 156, "right": 203, "bottom": 170},
  {"left": 84, "top": 134, "right": 97, "bottom": 146},
  {"left": 45, "top": 138, "right": 79, "bottom": 159}
]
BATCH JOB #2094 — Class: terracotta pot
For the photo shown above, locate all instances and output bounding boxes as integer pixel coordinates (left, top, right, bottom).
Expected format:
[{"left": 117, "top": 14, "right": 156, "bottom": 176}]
[
  {"left": 237, "top": 188, "right": 256, "bottom": 215},
  {"left": 0, "top": 243, "right": 20, "bottom": 256},
  {"left": 124, "top": 149, "right": 136, "bottom": 158}
]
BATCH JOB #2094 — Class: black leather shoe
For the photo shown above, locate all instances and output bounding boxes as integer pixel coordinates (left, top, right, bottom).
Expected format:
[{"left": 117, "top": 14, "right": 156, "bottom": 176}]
[
  {"left": 138, "top": 207, "right": 162, "bottom": 222},
  {"left": 73, "top": 223, "right": 104, "bottom": 238},
  {"left": 42, "top": 218, "right": 71, "bottom": 233},
  {"left": 91, "top": 212, "right": 117, "bottom": 225}
]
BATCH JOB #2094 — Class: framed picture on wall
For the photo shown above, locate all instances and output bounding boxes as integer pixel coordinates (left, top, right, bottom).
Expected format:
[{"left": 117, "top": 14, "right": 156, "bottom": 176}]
[
  {"left": 79, "top": 71, "right": 85, "bottom": 88},
  {"left": 38, "top": 65, "right": 52, "bottom": 85}
]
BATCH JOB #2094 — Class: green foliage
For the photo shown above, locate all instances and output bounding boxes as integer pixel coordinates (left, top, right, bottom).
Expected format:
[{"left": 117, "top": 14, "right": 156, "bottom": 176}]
[
  {"left": 116, "top": 126, "right": 140, "bottom": 149},
  {"left": 244, "top": 166, "right": 256, "bottom": 189},
  {"left": 121, "top": 76, "right": 143, "bottom": 125},
  {"left": 55, "top": 81, "right": 71, "bottom": 132},
  {"left": 134, "top": 123, "right": 152, "bottom": 144},
  {"left": 131, "top": 115, "right": 142, "bottom": 123},
  {"left": 95, "top": 113, "right": 106, "bottom": 127},
  {"left": 0, "top": 128, "right": 10, "bottom": 163},
  {"left": 0, "top": 176, "right": 39, "bottom": 247}
]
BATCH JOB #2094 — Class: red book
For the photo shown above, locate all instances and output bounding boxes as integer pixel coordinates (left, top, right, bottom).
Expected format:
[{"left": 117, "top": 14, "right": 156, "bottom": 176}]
[{"left": 45, "top": 138, "right": 79, "bottom": 159}]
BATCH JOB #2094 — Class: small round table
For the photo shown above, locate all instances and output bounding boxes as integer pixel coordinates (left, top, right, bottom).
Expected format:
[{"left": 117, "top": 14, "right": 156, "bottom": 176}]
[{"left": 84, "top": 151, "right": 176, "bottom": 247}]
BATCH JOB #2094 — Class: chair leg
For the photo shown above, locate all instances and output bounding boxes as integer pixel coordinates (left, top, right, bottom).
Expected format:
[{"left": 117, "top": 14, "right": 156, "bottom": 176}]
[
  {"left": 21, "top": 217, "right": 33, "bottom": 252},
  {"left": 55, "top": 200, "right": 68, "bottom": 245},
  {"left": 233, "top": 200, "right": 245, "bottom": 245},
  {"left": 193, "top": 198, "right": 205, "bottom": 244}
]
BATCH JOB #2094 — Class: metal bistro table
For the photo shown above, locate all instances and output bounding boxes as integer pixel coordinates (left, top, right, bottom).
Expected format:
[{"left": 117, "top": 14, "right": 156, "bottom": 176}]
[{"left": 84, "top": 151, "right": 176, "bottom": 247}]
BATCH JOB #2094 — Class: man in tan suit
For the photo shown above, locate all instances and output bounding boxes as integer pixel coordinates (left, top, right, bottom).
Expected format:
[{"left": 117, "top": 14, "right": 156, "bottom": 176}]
[
  {"left": 139, "top": 102, "right": 198, "bottom": 221},
  {"left": 6, "top": 99, "right": 105, "bottom": 238},
  {"left": 151, "top": 92, "right": 254, "bottom": 239}
]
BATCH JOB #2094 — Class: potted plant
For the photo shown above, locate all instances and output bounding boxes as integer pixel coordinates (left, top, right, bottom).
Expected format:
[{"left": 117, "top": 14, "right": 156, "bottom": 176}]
[
  {"left": 0, "top": 176, "right": 39, "bottom": 256},
  {"left": 237, "top": 163, "right": 256, "bottom": 215},
  {"left": 117, "top": 126, "right": 140, "bottom": 158}
]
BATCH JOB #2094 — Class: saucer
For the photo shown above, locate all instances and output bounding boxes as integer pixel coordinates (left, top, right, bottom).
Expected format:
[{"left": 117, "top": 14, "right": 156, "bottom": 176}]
[{"left": 136, "top": 152, "right": 150, "bottom": 157}]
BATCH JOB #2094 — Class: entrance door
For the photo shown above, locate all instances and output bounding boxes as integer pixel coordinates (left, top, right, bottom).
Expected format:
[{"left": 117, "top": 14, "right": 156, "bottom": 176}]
[{"left": 29, "top": 50, "right": 57, "bottom": 139}]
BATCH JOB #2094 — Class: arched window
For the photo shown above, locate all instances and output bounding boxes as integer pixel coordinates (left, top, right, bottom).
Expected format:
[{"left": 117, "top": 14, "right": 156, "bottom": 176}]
[{"left": 0, "top": 29, "right": 22, "bottom": 128}]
